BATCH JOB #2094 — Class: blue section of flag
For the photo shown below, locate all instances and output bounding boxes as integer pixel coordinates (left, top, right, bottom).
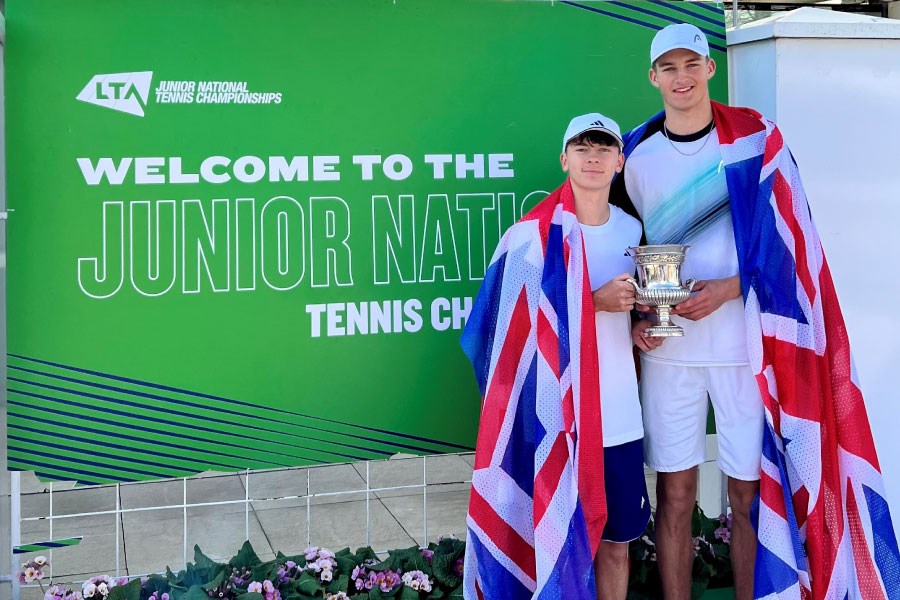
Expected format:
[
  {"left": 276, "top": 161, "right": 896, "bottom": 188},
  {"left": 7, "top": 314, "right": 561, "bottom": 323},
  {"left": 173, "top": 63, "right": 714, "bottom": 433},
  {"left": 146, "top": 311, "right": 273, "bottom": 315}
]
[
  {"left": 462, "top": 251, "right": 507, "bottom": 397},
  {"left": 864, "top": 485, "right": 900, "bottom": 600},
  {"left": 755, "top": 542, "right": 801, "bottom": 597},
  {"left": 726, "top": 157, "right": 809, "bottom": 325},
  {"left": 468, "top": 528, "right": 533, "bottom": 600},
  {"left": 542, "top": 223, "right": 570, "bottom": 375},
  {"left": 538, "top": 503, "right": 597, "bottom": 599},
  {"left": 501, "top": 356, "right": 538, "bottom": 497}
]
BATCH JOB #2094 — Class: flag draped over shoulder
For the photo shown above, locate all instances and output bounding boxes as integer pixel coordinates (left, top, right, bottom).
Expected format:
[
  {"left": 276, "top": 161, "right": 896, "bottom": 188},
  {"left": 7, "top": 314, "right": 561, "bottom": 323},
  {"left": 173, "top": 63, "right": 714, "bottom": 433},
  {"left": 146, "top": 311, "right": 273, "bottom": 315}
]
[
  {"left": 460, "top": 179, "right": 606, "bottom": 600},
  {"left": 624, "top": 102, "right": 900, "bottom": 600}
]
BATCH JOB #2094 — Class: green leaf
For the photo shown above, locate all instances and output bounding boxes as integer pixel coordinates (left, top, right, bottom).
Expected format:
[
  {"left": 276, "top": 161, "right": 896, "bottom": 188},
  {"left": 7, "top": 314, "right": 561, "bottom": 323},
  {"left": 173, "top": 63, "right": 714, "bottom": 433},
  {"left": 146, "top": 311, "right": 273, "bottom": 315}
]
[
  {"left": 181, "top": 566, "right": 210, "bottom": 590},
  {"left": 141, "top": 575, "right": 171, "bottom": 600},
  {"left": 249, "top": 562, "right": 279, "bottom": 586},
  {"left": 167, "top": 567, "right": 187, "bottom": 589},
  {"left": 236, "top": 593, "right": 265, "bottom": 600},
  {"left": 108, "top": 579, "right": 142, "bottom": 600},
  {"left": 231, "top": 541, "right": 263, "bottom": 570},
  {"left": 368, "top": 553, "right": 402, "bottom": 573},
  {"left": 194, "top": 546, "right": 225, "bottom": 571},
  {"left": 354, "top": 547, "right": 378, "bottom": 563},
  {"left": 336, "top": 555, "right": 357, "bottom": 575},
  {"left": 398, "top": 586, "right": 420, "bottom": 600},
  {"left": 326, "top": 574, "right": 350, "bottom": 594},
  {"left": 399, "top": 551, "right": 430, "bottom": 575},
  {"left": 430, "top": 553, "right": 460, "bottom": 589},
  {"left": 201, "top": 571, "right": 226, "bottom": 592},
  {"left": 296, "top": 572, "right": 323, "bottom": 596},
  {"left": 445, "top": 586, "right": 464, "bottom": 599},
  {"left": 183, "top": 585, "right": 212, "bottom": 600}
]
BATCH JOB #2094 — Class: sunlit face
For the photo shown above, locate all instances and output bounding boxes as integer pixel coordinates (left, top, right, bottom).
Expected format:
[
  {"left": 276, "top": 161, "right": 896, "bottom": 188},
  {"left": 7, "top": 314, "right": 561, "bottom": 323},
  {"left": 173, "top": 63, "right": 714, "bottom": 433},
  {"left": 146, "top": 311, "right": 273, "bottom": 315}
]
[
  {"left": 560, "top": 139, "right": 623, "bottom": 192},
  {"left": 649, "top": 48, "right": 716, "bottom": 113}
]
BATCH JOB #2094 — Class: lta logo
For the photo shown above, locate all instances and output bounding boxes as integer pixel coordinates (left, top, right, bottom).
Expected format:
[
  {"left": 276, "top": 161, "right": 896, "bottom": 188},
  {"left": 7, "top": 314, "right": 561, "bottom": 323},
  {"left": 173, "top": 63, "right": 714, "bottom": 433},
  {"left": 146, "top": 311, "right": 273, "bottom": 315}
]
[{"left": 76, "top": 72, "right": 153, "bottom": 117}]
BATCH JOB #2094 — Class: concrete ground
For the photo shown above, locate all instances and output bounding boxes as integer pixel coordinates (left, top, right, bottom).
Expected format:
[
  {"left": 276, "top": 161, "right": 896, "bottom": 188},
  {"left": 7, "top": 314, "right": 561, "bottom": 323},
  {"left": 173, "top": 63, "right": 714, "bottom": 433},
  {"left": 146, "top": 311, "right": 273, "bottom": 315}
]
[{"left": 11, "top": 443, "right": 724, "bottom": 598}]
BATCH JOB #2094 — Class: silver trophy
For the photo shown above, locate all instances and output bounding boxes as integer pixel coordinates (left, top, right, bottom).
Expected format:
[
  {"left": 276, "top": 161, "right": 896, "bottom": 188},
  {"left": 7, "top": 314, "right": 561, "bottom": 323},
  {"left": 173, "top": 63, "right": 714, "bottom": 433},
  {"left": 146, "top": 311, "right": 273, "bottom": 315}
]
[{"left": 626, "top": 245, "right": 696, "bottom": 337}]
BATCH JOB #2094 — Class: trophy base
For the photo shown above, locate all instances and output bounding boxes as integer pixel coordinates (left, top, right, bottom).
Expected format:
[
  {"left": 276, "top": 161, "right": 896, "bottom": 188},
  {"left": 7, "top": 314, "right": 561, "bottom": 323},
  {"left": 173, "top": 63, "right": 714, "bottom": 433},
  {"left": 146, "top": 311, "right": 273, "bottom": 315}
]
[{"left": 644, "top": 324, "right": 685, "bottom": 338}]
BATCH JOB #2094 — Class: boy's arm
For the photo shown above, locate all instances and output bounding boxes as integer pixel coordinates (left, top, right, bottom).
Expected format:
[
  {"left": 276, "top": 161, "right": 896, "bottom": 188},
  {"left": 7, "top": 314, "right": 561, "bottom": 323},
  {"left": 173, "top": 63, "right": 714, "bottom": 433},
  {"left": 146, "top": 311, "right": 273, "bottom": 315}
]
[
  {"left": 592, "top": 273, "right": 637, "bottom": 313},
  {"left": 671, "top": 274, "right": 741, "bottom": 320}
]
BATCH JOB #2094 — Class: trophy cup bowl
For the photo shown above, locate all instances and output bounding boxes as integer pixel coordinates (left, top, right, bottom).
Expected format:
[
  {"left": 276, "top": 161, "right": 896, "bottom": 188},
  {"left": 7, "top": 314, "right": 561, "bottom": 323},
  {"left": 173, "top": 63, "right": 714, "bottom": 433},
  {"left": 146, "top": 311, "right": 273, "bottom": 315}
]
[{"left": 626, "top": 244, "right": 696, "bottom": 337}]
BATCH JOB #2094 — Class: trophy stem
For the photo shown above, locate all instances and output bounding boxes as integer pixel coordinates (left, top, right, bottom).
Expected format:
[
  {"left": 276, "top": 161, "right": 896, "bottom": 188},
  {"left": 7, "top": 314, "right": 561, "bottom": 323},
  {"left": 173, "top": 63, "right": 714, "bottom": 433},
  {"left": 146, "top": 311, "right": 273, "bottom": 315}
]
[
  {"left": 645, "top": 304, "right": 685, "bottom": 337},
  {"left": 657, "top": 305, "right": 673, "bottom": 328}
]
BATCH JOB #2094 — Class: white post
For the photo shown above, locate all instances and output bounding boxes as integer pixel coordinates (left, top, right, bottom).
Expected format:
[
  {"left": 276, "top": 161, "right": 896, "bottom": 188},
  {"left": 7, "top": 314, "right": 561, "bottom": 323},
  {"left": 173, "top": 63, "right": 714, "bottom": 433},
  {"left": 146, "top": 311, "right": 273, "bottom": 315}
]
[{"left": 10, "top": 472, "right": 21, "bottom": 600}]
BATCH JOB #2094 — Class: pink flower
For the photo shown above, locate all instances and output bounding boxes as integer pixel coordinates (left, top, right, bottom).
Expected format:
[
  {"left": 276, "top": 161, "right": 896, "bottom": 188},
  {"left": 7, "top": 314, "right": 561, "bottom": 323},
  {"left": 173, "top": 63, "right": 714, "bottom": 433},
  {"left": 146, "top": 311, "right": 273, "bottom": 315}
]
[{"left": 714, "top": 526, "right": 732, "bottom": 544}]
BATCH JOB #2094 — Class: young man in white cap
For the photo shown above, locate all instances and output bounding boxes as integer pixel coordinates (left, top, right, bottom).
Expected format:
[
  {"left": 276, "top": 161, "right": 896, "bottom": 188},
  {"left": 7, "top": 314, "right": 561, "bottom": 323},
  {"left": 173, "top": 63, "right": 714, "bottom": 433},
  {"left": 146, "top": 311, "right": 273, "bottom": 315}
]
[
  {"left": 562, "top": 113, "right": 651, "bottom": 599},
  {"left": 611, "top": 23, "right": 763, "bottom": 600}
]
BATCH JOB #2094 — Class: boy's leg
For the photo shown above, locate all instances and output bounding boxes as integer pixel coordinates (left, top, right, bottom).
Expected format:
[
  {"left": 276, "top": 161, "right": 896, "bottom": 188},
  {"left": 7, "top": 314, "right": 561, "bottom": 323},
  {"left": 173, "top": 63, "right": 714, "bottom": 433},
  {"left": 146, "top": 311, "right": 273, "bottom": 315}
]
[
  {"left": 707, "top": 366, "right": 764, "bottom": 600},
  {"left": 640, "top": 361, "right": 708, "bottom": 600},
  {"left": 594, "top": 541, "right": 629, "bottom": 600},
  {"left": 728, "top": 477, "right": 759, "bottom": 600},
  {"left": 656, "top": 468, "right": 698, "bottom": 600},
  {"left": 595, "top": 439, "right": 651, "bottom": 599}
]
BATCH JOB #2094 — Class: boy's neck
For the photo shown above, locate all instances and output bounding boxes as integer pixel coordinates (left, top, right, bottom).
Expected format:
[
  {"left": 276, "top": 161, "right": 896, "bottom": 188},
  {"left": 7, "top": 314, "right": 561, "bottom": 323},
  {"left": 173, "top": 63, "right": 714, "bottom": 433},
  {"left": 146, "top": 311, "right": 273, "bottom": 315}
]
[
  {"left": 663, "top": 101, "right": 714, "bottom": 136},
  {"left": 572, "top": 186, "right": 611, "bottom": 226}
]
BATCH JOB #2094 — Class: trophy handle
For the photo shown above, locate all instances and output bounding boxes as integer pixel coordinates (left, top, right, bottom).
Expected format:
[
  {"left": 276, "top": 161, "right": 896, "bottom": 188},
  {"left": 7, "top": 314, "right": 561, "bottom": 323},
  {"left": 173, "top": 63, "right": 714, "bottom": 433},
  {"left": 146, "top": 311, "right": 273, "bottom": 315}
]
[
  {"left": 626, "top": 278, "right": 643, "bottom": 294},
  {"left": 685, "top": 278, "right": 697, "bottom": 291}
]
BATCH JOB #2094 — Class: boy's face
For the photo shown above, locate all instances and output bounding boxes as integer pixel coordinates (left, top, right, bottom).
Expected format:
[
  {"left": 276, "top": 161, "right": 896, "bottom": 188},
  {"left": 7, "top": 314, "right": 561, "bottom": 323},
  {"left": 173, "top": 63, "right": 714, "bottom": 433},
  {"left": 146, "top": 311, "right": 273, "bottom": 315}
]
[
  {"left": 649, "top": 48, "right": 715, "bottom": 113},
  {"left": 560, "top": 139, "right": 623, "bottom": 192}
]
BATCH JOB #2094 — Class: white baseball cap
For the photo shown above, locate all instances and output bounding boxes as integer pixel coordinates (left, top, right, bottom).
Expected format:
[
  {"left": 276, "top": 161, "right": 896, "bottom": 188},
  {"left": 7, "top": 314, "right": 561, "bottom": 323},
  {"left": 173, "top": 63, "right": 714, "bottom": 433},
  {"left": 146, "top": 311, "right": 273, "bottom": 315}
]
[
  {"left": 562, "top": 113, "right": 623, "bottom": 153},
  {"left": 650, "top": 23, "right": 709, "bottom": 65}
]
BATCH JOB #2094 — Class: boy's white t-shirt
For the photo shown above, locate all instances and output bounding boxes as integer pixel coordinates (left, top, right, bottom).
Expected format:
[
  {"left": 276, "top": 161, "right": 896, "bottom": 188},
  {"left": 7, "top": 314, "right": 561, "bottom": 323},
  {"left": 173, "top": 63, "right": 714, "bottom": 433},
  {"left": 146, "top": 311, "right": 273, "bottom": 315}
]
[
  {"left": 622, "top": 125, "right": 750, "bottom": 366},
  {"left": 581, "top": 204, "right": 644, "bottom": 447}
]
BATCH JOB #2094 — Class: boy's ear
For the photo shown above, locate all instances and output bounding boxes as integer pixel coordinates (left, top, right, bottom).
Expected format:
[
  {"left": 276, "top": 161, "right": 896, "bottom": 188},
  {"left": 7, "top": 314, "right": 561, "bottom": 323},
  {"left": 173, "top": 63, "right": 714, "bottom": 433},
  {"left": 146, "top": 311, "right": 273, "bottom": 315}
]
[
  {"left": 649, "top": 67, "right": 659, "bottom": 88},
  {"left": 616, "top": 152, "right": 624, "bottom": 172},
  {"left": 560, "top": 152, "right": 569, "bottom": 172}
]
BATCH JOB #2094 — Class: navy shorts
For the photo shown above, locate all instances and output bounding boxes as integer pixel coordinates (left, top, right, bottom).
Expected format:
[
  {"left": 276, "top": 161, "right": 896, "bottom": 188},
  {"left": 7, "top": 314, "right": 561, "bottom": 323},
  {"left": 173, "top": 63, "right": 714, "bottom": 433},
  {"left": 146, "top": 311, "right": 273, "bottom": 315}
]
[{"left": 601, "top": 438, "right": 651, "bottom": 543}]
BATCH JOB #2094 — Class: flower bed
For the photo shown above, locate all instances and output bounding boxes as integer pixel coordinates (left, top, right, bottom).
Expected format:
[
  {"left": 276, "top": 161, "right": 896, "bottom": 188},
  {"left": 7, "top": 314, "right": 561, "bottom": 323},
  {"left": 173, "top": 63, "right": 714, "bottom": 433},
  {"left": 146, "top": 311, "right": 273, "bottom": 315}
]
[{"left": 21, "top": 505, "right": 731, "bottom": 600}]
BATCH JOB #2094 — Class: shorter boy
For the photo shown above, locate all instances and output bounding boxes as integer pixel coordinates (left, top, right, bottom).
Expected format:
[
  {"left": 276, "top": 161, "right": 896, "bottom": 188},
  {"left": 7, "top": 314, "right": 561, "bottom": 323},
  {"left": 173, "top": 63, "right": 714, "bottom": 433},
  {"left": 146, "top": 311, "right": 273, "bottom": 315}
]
[{"left": 562, "top": 113, "right": 651, "bottom": 599}]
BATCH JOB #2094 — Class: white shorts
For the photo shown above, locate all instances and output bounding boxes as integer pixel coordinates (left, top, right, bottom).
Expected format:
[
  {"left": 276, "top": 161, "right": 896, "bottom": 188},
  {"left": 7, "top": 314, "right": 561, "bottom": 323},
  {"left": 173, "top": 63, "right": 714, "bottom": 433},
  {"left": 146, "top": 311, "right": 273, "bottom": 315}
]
[{"left": 640, "top": 360, "right": 764, "bottom": 481}]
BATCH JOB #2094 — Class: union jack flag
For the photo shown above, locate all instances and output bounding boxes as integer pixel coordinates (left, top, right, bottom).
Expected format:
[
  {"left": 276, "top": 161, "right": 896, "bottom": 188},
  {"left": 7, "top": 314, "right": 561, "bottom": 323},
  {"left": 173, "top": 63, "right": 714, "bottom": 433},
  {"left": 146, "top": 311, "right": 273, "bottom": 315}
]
[
  {"left": 622, "top": 102, "right": 900, "bottom": 599},
  {"left": 460, "top": 180, "right": 606, "bottom": 599}
]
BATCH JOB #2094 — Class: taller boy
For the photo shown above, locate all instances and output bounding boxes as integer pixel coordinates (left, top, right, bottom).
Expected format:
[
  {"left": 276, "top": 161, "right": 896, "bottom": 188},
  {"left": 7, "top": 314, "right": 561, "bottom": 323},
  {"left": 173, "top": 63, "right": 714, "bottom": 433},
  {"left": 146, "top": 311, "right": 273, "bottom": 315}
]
[
  {"left": 616, "top": 22, "right": 900, "bottom": 600},
  {"left": 617, "top": 23, "right": 762, "bottom": 600}
]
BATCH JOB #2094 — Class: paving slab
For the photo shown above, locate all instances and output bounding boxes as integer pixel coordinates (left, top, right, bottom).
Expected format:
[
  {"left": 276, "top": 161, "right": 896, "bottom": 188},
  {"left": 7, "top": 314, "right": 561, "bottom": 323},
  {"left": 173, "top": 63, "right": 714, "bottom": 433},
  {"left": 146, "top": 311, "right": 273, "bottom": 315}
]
[
  {"left": 305, "top": 498, "right": 415, "bottom": 553},
  {"left": 119, "top": 503, "right": 274, "bottom": 575},
  {"left": 380, "top": 487, "right": 469, "bottom": 546}
]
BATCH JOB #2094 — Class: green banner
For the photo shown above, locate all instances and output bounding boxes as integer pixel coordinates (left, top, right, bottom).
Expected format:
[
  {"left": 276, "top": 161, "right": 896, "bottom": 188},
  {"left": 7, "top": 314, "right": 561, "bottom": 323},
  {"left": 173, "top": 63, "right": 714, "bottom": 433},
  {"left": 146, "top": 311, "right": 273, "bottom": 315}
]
[{"left": 5, "top": 0, "right": 727, "bottom": 484}]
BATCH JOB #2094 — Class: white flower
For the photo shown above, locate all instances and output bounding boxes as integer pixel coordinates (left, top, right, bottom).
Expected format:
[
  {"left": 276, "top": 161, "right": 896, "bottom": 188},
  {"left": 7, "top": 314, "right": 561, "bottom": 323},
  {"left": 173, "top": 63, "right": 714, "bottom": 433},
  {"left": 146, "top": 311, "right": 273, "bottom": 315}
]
[
  {"left": 83, "top": 584, "right": 97, "bottom": 598},
  {"left": 23, "top": 567, "right": 37, "bottom": 582},
  {"left": 97, "top": 583, "right": 109, "bottom": 596},
  {"left": 247, "top": 582, "right": 262, "bottom": 594},
  {"left": 35, "top": 556, "right": 48, "bottom": 566},
  {"left": 320, "top": 570, "right": 332, "bottom": 583}
]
